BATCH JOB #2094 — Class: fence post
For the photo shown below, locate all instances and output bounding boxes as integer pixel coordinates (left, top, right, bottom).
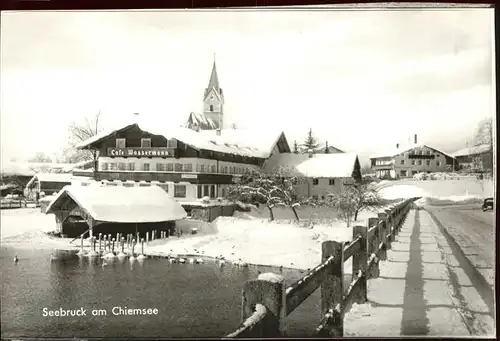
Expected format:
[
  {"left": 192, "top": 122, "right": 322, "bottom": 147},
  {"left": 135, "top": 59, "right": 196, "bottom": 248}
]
[
  {"left": 320, "top": 241, "right": 344, "bottom": 337},
  {"left": 241, "top": 273, "right": 285, "bottom": 337},
  {"left": 384, "top": 208, "right": 394, "bottom": 248},
  {"left": 377, "top": 212, "right": 388, "bottom": 260},
  {"left": 367, "top": 217, "right": 380, "bottom": 279},
  {"left": 352, "top": 225, "right": 368, "bottom": 303}
]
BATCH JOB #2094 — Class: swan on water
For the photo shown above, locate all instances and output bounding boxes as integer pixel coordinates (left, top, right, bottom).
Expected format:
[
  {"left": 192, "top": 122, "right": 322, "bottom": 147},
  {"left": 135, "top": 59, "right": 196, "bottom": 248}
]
[
  {"left": 178, "top": 257, "right": 186, "bottom": 264},
  {"left": 189, "top": 258, "right": 195, "bottom": 264},
  {"left": 102, "top": 259, "right": 108, "bottom": 267},
  {"left": 103, "top": 251, "right": 116, "bottom": 259},
  {"left": 235, "top": 258, "right": 248, "bottom": 267},
  {"left": 137, "top": 254, "right": 147, "bottom": 260},
  {"left": 129, "top": 253, "right": 137, "bottom": 261},
  {"left": 169, "top": 258, "right": 177, "bottom": 263},
  {"left": 195, "top": 258, "right": 204, "bottom": 264},
  {"left": 13, "top": 255, "right": 19, "bottom": 263},
  {"left": 86, "top": 250, "right": 98, "bottom": 258},
  {"left": 117, "top": 250, "right": 127, "bottom": 258},
  {"left": 218, "top": 259, "right": 225, "bottom": 267},
  {"left": 76, "top": 249, "right": 86, "bottom": 257}
]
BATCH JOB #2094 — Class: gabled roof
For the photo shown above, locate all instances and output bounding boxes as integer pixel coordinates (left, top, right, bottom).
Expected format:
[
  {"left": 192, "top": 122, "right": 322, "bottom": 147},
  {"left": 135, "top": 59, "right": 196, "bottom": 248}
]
[
  {"left": 76, "top": 122, "right": 286, "bottom": 159},
  {"left": 451, "top": 144, "right": 491, "bottom": 157},
  {"left": 182, "top": 112, "right": 217, "bottom": 130},
  {"left": 45, "top": 185, "right": 187, "bottom": 223},
  {"left": 26, "top": 173, "right": 73, "bottom": 188},
  {"left": 263, "top": 153, "right": 359, "bottom": 178},
  {"left": 370, "top": 143, "right": 455, "bottom": 160}
]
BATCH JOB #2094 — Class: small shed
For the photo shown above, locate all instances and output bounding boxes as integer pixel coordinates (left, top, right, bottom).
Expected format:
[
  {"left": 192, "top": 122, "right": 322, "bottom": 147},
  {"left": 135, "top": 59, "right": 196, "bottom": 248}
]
[
  {"left": 45, "top": 184, "right": 187, "bottom": 238},
  {"left": 25, "top": 173, "right": 73, "bottom": 200}
]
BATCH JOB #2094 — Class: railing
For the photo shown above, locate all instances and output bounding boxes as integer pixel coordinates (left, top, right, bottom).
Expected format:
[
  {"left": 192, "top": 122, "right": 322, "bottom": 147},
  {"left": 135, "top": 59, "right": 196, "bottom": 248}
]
[
  {"left": 0, "top": 199, "right": 26, "bottom": 209},
  {"left": 223, "top": 197, "right": 420, "bottom": 338}
]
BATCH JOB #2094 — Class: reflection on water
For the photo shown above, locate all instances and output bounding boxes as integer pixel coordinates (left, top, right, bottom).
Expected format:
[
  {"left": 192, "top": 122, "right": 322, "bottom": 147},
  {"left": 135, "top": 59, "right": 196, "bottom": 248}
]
[{"left": 1, "top": 247, "right": 329, "bottom": 338}]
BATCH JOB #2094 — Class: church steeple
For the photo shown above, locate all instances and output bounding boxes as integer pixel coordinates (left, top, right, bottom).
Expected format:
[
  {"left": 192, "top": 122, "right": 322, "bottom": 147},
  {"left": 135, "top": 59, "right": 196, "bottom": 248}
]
[{"left": 203, "top": 56, "right": 224, "bottom": 129}]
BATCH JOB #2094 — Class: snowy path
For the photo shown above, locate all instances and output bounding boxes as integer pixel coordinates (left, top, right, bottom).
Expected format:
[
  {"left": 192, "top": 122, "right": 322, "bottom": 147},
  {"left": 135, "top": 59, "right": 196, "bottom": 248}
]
[{"left": 344, "top": 209, "right": 495, "bottom": 337}]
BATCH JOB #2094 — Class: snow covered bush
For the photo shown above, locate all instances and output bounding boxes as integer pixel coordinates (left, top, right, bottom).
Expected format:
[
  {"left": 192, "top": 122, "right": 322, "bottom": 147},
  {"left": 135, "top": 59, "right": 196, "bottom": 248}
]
[
  {"left": 326, "top": 184, "right": 384, "bottom": 227},
  {"left": 227, "top": 165, "right": 306, "bottom": 221}
]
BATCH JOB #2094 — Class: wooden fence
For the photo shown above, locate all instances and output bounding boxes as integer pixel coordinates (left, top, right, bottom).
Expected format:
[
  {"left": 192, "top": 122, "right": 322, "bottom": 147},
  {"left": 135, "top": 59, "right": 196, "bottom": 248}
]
[{"left": 223, "top": 197, "right": 420, "bottom": 338}]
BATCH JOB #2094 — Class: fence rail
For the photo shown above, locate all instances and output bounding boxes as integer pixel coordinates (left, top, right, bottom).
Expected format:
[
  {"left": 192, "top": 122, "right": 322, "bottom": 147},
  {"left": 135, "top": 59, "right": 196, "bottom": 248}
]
[{"left": 224, "top": 197, "right": 420, "bottom": 338}]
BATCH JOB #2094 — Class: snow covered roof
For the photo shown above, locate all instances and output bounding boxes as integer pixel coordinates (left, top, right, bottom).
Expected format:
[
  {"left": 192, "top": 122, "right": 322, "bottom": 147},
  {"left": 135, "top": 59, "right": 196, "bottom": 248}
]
[
  {"left": 370, "top": 143, "right": 455, "bottom": 159},
  {"left": 26, "top": 173, "right": 74, "bottom": 188},
  {"left": 263, "top": 153, "right": 359, "bottom": 178},
  {"left": 182, "top": 112, "right": 218, "bottom": 130},
  {"left": 45, "top": 185, "right": 187, "bottom": 223},
  {"left": 77, "top": 122, "right": 285, "bottom": 159},
  {"left": 451, "top": 144, "right": 491, "bottom": 157}
]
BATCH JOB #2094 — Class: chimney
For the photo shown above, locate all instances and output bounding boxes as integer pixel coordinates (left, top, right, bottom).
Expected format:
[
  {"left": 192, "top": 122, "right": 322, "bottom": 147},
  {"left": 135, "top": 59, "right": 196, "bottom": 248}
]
[
  {"left": 414, "top": 134, "right": 417, "bottom": 144},
  {"left": 396, "top": 143, "right": 399, "bottom": 149},
  {"left": 216, "top": 129, "right": 221, "bottom": 136}
]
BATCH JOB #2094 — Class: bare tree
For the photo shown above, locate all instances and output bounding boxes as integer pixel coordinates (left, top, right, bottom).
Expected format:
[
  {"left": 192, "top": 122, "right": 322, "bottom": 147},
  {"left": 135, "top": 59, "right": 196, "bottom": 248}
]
[
  {"left": 227, "top": 165, "right": 306, "bottom": 221},
  {"left": 29, "top": 152, "right": 52, "bottom": 163},
  {"left": 327, "top": 183, "right": 384, "bottom": 226},
  {"left": 473, "top": 117, "right": 494, "bottom": 174},
  {"left": 67, "top": 111, "right": 103, "bottom": 163}
]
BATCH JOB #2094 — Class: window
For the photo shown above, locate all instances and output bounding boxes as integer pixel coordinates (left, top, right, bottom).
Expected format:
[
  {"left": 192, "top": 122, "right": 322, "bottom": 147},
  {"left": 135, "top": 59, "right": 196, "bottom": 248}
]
[
  {"left": 417, "top": 160, "right": 422, "bottom": 166},
  {"left": 200, "top": 164, "right": 205, "bottom": 173},
  {"left": 210, "top": 105, "right": 214, "bottom": 112},
  {"left": 426, "top": 160, "right": 431, "bottom": 166},
  {"left": 412, "top": 170, "right": 418, "bottom": 175},
  {"left": 184, "top": 164, "right": 193, "bottom": 172},
  {"left": 210, "top": 185, "right": 215, "bottom": 199},
  {"left": 329, "top": 179, "right": 335, "bottom": 186},
  {"left": 143, "top": 163, "right": 150, "bottom": 171},
  {"left": 313, "top": 178, "right": 319, "bottom": 186},
  {"left": 123, "top": 182, "right": 134, "bottom": 187},
  {"left": 101, "top": 163, "right": 109, "bottom": 171},
  {"left": 118, "top": 162, "right": 126, "bottom": 171},
  {"left": 174, "top": 184, "right": 187, "bottom": 198},
  {"left": 221, "top": 188, "right": 226, "bottom": 197},
  {"left": 141, "top": 138, "right": 152, "bottom": 148},
  {"left": 400, "top": 160, "right": 405, "bottom": 165},
  {"left": 224, "top": 166, "right": 228, "bottom": 174},
  {"left": 197, "top": 185, "right": 203, "bottom": 199},
  {"left": 411, "top": 160, "right": 415, "bottom": 165},
  {"left": 127, "top": 163, "right": 135, "bottom": 171},
  {"left": 436, "top": 161, "right": 441, "bottom": 167},
  {"left": 204, "top": 185, "right": 209, "bottom": 197},
  {"left": 116, "top": 138, "right": 126, "bottom": 148},
  {"left": 175, "top": 163, "right": 183, "bottom": 172},
  {"left": 211, "top": 165, "right": 216, "bottom": 173},
  {"left": 139, "top": 182, "right": 151, "bottom": 187},
  {"left": 109, "top": 163, "right": 117, "bottom": 171},
  {"left": 167, "top": 139, "right": 177, "bottom": 149},
  {"left": 427, "top": 151, "right": 431, "bottom": 155},
  {"left": 400, "top": 170, "right": 407, "bottom": 177},
  {"left": 166, "top": 163, "right": 173, "bottom": 171},
  {"left": 156, "top": 163, "right": 165, "bottom": 172}
]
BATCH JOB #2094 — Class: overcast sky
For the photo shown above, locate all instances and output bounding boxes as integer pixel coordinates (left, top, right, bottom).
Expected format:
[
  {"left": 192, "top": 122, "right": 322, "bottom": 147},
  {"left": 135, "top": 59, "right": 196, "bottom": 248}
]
[{"left": 0, "top": 8, "right": 495, "bottom": 165}]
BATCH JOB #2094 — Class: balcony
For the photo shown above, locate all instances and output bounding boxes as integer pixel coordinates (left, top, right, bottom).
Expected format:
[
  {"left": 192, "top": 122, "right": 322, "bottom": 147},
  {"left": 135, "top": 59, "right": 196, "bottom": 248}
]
[{"left": 95, "top": 171, "right": 234, "bottom": 185}]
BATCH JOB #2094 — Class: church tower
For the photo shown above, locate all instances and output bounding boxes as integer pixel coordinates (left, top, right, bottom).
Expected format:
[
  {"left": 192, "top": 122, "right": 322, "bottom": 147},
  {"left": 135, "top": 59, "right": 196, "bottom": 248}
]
[{"left": 203, "top": 59, "right": 224, "bottom": 129}]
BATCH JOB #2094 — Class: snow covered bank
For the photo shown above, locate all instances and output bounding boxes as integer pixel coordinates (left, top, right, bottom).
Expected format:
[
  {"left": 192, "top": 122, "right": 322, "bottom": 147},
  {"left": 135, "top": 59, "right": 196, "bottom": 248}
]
[{"left": 1, "top": 205, "right": 401, "bottom": 271}]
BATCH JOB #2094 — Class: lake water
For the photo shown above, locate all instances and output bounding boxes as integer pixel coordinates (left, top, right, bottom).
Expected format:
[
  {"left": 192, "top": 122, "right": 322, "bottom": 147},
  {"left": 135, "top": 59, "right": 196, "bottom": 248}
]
[{"left": 0, "top": 246, "right": 344, "bottom": 338}]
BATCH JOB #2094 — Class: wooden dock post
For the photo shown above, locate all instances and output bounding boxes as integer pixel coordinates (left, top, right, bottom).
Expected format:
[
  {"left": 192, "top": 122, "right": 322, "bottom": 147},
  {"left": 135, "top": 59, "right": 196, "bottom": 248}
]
[
  {"left": 141, "top": 238, "right": 145, "bottom": 255},
  {"left": 241, "top": 272, "right": 285, "bottom": 337},
  {"left": 98, "top": 233, "right": 102, "bottom": 252},
  {"left": 103, "top": 235, "right": 107, "bottom": 251},
  {"left": 112, "top": 238, "right": 115, "bottom": 253},
  {"left": 108, "top": 234, "right": 112, "bottom": 251},
  {"left": 116, "top": 233, "right": 120, "bottom": 243},
  {"left": 136, "top": 232, "right": 140, "bottom": 243},
  {"left": 131, "top": 239, "right": 136, "bottom": 256},
  {"left": 319, "top": 240, "right": 344, "bottom": 337},
  {"left": 121, "top": 237, "right": 125, "bottom": 253},
  {"left": 146, "top": 232, "right": 150, "bottom": 244},
  {"left": 352, "top": 225, "right": 368, "bottom": 303},
  {"left": 92, "top": 236, "right": 97, "bottom": 252}
]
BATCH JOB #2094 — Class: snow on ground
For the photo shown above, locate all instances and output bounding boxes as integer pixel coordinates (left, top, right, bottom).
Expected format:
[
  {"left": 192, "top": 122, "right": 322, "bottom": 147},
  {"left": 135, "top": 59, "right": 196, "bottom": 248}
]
[
  {"left": 377, "top": 179, "right": 493, "bottom": 206},
  {"left": 1, "top": 204, "right": 400, "bottom": 271}
]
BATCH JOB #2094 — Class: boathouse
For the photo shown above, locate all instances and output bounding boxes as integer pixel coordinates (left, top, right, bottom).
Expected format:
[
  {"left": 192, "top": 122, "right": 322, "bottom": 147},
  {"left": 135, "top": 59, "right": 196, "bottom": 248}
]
[{"left": 45, "top": 184, "right": 187, "bottom": 238}]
